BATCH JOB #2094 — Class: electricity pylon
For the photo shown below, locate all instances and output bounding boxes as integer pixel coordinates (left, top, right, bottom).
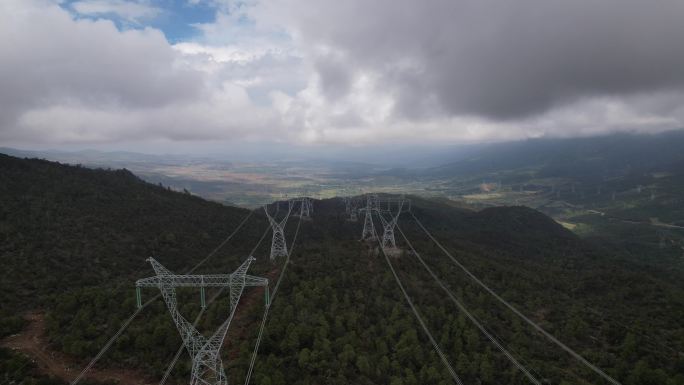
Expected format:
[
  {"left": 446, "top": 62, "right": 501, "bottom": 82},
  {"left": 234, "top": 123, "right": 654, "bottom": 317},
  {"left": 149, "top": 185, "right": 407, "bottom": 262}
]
[
  {"left": 347, "top": 197, "right": 359, "bottom": 222},
  {"left": 289, "top": 198, "right": 312, "bottom": 220},
  {"left": 264, "top": 204, "right": 291, "bottom": 259},
  {"left": 300, "top": 197, "right": 313, "bottom": 219},
  {"left": 301, "top": 198, "right": 310, "bottom": 218},
  {"left": 344, "top": 196, "right": 359, "bottom": 221},
  {"left": 360, "top": 207, "right": 374, "bottom": 240},
  {"left": 360, "top": 194, "right": 377, "bottom": 240},
  {"left": 345, "top": 196, "right": 359, "bottom": 221},
  {"left": 136, "top": 257, "right": 268, "bottom": 385},
  {"left": 377, "top": 199, "right": 405, "bottom": 250}
]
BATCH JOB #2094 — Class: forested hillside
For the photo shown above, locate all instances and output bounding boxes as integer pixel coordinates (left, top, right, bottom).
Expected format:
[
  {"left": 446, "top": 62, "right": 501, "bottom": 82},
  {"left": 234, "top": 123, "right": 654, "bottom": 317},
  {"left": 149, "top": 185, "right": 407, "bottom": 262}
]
[
  {"left": 0, "top": 154, "right": 267, "bottom": 383},
  {"left": 1, "top": 154, "right": 682, "bottom": 385}
]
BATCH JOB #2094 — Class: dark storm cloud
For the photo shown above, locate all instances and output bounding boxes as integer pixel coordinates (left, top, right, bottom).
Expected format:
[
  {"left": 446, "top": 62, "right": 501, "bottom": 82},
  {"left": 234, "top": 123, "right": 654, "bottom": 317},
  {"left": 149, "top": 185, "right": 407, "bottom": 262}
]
[
  {"left": 314, "top": 53, "right": 352, "bottom": 100},
  {"left": 280, "top": 0, "right": 684, "bottom": 120}
]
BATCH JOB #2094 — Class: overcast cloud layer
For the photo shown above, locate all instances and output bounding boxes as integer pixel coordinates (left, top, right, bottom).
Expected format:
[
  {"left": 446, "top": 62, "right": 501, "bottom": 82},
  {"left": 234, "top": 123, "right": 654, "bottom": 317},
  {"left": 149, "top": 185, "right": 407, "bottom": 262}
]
[{"left": 2, "top": 0, "right": 684, "bottom": 148}]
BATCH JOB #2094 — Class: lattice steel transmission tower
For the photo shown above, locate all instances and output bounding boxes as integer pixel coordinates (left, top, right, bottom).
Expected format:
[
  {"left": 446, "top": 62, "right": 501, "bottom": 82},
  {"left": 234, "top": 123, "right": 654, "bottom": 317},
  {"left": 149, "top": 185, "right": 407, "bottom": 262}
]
[
  {"left": 300, "top": 197, "right": 313, "bottom": 219},
  {"left": 360, "top": 194, "right": 378, "bottom": 240},
  {"left": 136, "top": 257, "right": 268, "bottom": 385},
  {"left": 301, "top": 198, "right": 310, "bottom": 218},
  {"left": 289, "top": 197, "right": 312, "bottom": 220},
  {"left": 264, "top": 204, "right": 291, "bottom": 259},
  {"left": 344, "top": 196, "right": 359, "bottom": 221},
  {"left": 377, "top": 199, "right": 405, "bottom": 250}
]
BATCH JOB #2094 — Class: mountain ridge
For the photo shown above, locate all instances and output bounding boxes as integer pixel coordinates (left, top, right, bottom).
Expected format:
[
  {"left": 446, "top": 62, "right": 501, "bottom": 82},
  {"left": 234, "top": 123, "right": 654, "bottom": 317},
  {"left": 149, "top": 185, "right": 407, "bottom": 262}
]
[{"left": 1, "top": 153, "right": 682, "bottom": 385}]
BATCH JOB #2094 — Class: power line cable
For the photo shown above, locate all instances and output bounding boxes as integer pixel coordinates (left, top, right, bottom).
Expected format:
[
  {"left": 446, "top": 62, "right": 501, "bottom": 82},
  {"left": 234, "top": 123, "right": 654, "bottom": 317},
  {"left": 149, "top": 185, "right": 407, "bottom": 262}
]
[
  {"left": 410, "top": 211, "right": 622, "bottom": 385},
  {"left": 396, "top": 224, "right": 542, "bottom": 384},
  {"left": 373, "top": 215, "right": 465, "bottom": 385},
  {"left": 243, "top": 214, "right": 303, "bottom": 385},
  {"left": 186, "top": 209, "right": 255, "bottom": 274},
  {"left": 70, "top": 297, "right": 153, "bottom": 385}
]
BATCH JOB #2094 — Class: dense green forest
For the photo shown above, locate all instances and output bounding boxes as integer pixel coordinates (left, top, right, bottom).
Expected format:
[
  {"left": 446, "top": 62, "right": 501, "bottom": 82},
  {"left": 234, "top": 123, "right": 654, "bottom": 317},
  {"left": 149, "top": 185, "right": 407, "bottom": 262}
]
[
  {"left": 0, "top": 153, "right": 267, "bottom": 383},
  {"left": 1, "top": 154, "right": 683, "bottom": 384}
]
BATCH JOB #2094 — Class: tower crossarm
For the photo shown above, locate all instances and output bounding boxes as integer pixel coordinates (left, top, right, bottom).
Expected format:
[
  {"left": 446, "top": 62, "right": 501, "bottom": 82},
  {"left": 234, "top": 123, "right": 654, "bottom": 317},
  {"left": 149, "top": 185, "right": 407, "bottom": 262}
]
[
  {"left": 136, "top": 255, "right": 270, "bottom": 385},
  {"left": 136, "top": 274, "right": 233, "bottom": 288},
  {"left": 374, "top": 196, "right": 409, "bottom": 213},
  {"left": 243, "top": 274, "right": 269, "bottom": 287},
  {"left": 231, "top": 255, "right": 255, "bottom": 278},
  {"left": 135, "top": 276, "right": 164, "bottom": 287}
]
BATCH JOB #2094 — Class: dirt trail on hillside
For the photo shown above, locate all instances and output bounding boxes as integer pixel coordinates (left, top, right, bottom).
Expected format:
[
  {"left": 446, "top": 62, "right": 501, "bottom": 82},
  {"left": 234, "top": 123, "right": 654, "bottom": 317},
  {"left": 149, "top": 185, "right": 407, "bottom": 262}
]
[
  {"left": 224, "top": 267, "right": 280, "bottom": 360},
  {"left": 2, "top": 267, "right": 282, "bottom": 384},
  {"left": 1, "top": 312, "right": 154, "bottom": 385}
]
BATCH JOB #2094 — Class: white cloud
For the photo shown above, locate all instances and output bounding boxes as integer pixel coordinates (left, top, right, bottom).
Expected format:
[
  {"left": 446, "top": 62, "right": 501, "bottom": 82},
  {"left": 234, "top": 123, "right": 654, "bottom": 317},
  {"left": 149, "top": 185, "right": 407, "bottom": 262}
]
[
  {"left": 12, "top": 82, "right": 278, "bottom": 143},
  {"left": 0, "top": 0, "right": 281, "bottom": 145},
  {"left": 70, "top": 0, "right": 161, "bottom": 23},
  {"left": 2, "top": 0, "right": 684, "bottom": 149}
]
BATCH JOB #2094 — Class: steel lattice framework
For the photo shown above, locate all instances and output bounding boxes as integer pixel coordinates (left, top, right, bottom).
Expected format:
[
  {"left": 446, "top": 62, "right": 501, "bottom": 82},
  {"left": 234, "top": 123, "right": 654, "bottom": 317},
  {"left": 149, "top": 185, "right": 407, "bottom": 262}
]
[
  {"left": 344, "top": 196, "right": 359, "bottom": 221},
  {"left": 288, "top": 197, "right": 313, "bottom": 220},
  {"left": 301, "top": 198, "right": 310, "bottom": 218},
  {"left": 136, "top": 257, "right": 268, "bottom": 385},
  {"left": 360, "top": 206, "right": 374, "bottom": 240},
  {"left": 376, "top": 199, "right": 405, "bottom": 250},
  {"left": 264, "top": 203, "right": 291, "bottom": 259},
  {"left": 299, "top": 197, "right": 313, "bottom": 219},
  {"left": 359, "top": 195, "right": 378, "bottom": 240},
  {"left": 358, "top": 194, "right": 410, "bottom": 245}
]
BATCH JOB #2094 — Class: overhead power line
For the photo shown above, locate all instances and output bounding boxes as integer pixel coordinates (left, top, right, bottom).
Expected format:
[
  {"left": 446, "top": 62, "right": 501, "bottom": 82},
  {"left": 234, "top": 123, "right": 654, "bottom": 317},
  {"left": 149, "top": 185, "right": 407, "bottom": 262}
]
[
  {"left": 244, "top": 214, "right": 304, "bottom": 385},
  {"left": 373, "top": 216, "right": 464, "bottom": 385},
  {"left": 396, "top": 224, "right": 541, "bottom": 385},
  {"left": 410, "top": 211, "right": 622, "bottom": 385}
]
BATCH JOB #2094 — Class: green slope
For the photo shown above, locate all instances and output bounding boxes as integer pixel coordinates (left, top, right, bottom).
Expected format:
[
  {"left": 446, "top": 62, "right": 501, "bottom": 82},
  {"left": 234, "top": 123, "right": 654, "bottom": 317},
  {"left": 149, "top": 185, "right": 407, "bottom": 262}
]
[
  {"left": 0, "top": 154, "right": 268, "bottom": 383},
  {"left": 1, "top": 155, "right": 682, "bottom": 385}
]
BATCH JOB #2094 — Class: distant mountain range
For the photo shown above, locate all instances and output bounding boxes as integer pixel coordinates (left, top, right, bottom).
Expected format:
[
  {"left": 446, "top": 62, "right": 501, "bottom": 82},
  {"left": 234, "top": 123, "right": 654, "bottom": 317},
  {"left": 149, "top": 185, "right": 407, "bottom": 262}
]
[
  {"left": 424, "top": 130, "right": 684, "bottom": 180},
  {"left": 4, "top": 130, "right": 684, "bottom": 208},
  {"left": 4, "top": 130, "right": 684, "bottom": 175}
]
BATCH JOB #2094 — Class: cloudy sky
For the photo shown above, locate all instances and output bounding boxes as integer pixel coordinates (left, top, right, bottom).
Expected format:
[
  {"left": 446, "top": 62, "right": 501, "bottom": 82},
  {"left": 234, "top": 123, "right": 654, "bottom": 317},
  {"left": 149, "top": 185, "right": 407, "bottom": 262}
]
[{"left": 2, "top": 0, "right": 684, "bottom": 152}]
